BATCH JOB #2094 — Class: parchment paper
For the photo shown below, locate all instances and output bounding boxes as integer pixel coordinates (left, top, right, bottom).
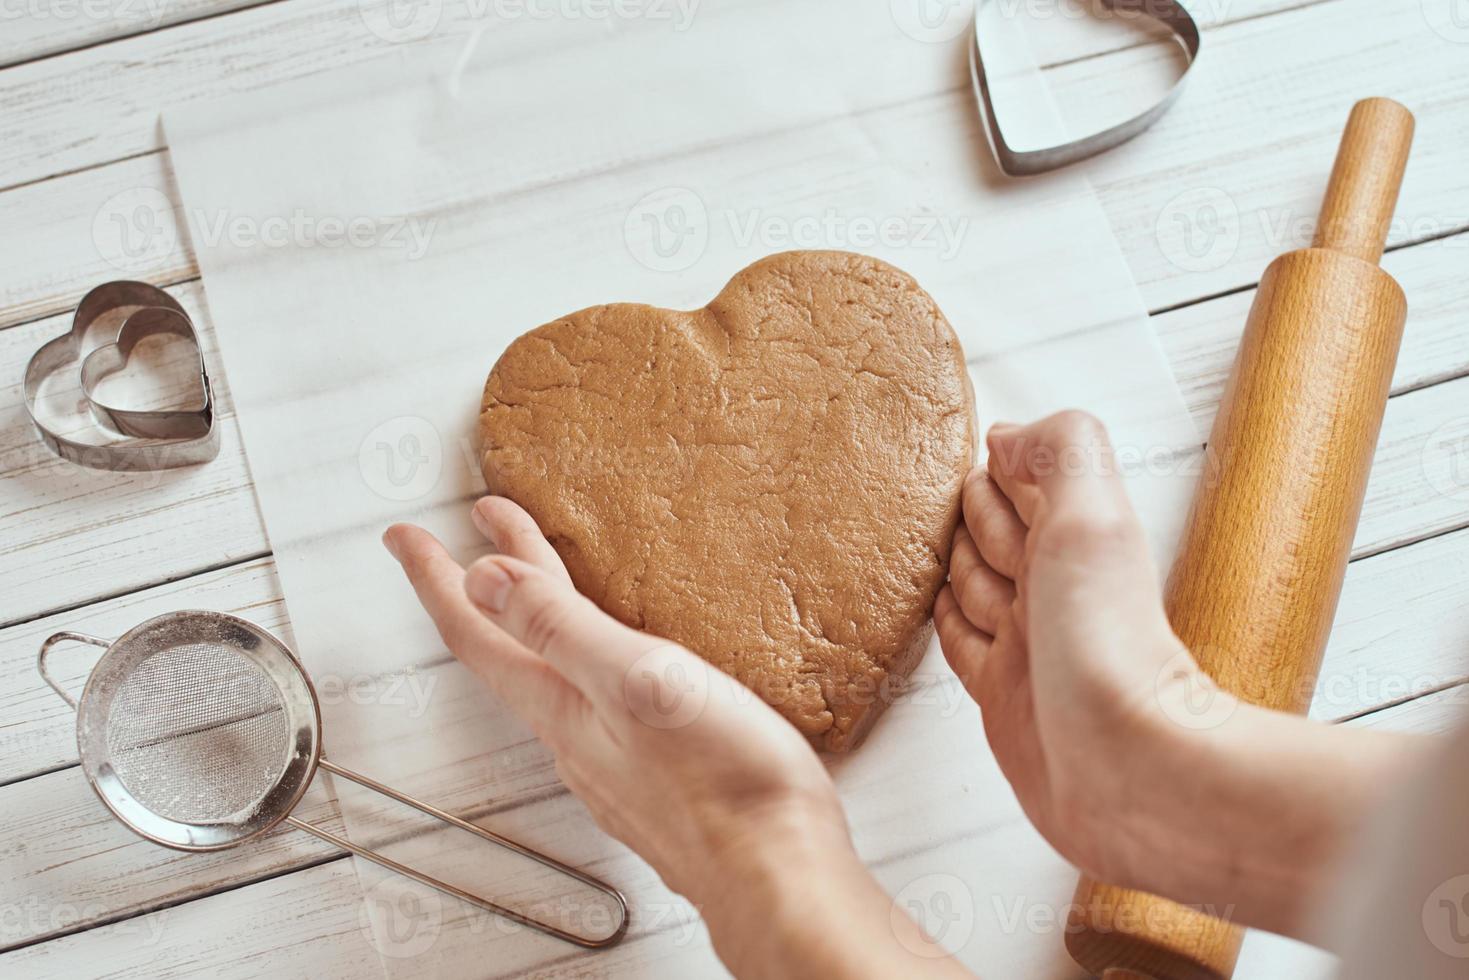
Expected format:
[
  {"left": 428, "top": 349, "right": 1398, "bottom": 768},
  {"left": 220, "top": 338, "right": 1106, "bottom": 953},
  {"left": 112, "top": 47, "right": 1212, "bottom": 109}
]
[{"left": 165, "top": 2, "right": 1201, "bottom": 975}]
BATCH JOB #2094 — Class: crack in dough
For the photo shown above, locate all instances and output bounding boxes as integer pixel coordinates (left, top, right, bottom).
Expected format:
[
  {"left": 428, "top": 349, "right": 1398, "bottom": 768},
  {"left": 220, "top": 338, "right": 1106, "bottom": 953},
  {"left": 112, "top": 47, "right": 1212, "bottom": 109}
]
[{"left": 478, "top": 251, "right": 976, "bottom": 751}]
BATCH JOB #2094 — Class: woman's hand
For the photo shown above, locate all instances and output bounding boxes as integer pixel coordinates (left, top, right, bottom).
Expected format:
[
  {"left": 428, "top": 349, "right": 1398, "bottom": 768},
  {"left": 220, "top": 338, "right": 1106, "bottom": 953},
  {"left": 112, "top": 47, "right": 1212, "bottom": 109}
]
[
  {"left": 934, "top": 411, "right": 1193, "bottom": 887},
  {"left": 935, "top": 411, "right": 1426, "bottom": 939},
  {"left": 384, "top": 497, "right": 970, "bottom": 978}
]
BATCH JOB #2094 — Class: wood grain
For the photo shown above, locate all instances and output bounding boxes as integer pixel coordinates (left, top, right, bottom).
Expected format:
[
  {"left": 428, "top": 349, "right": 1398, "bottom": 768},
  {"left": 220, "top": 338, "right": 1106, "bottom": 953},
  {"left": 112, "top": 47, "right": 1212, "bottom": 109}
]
[
  {"left": 0, "top": 0, "right": 271, "bottom": 70},
  {"left": 1313, "top": 100, "right": 1417, "bottom": 264},
  {"left": 0, "top": 280, "right": 267, "bottom": 629},
  {"left": 0, "top": 0, "right": 1321, "bottom": 194},
  {"left": 1069, "top": 101, "right": 1415, "bottom": 979},
  {"left": 0, "top": 0, "right": 1466, "bottom": 973}
]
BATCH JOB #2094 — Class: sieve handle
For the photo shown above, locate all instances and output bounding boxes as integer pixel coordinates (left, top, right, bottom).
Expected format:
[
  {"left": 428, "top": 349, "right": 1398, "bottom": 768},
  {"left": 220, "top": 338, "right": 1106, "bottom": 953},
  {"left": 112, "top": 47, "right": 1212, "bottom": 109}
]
[
  {"left": 285, "top": 757, "right": 629, "bottom": 950},
  {"left": 37, "top": 631, "right": 110, "bottom": 709}
]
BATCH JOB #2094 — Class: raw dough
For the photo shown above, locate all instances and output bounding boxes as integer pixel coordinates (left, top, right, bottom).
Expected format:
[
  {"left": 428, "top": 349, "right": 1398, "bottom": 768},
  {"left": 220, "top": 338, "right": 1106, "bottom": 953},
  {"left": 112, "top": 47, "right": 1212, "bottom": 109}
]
[{"left": 478, "top": 251, "right": 975, "bottom": 750}]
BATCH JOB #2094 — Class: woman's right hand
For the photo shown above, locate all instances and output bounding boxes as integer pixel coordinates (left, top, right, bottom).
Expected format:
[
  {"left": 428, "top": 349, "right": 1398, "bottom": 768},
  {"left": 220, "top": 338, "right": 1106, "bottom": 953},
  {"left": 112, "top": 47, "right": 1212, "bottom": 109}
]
[{"left": 935, "top": 411, "right": 1425, "bottom": 939}]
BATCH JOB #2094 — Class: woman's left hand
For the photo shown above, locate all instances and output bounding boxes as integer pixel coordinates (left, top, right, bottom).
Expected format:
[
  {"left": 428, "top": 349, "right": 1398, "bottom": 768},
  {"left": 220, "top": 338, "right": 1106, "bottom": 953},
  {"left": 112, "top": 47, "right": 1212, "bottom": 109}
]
[{"left": 385, "top": 498, "right": 974, "bottom": 979}]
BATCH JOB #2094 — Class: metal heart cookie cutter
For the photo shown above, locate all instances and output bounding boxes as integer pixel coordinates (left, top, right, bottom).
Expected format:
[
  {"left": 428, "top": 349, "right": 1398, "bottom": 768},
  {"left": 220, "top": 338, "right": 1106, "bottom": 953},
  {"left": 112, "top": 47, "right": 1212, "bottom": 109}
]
[
  {"left": 971, "top": 0, "right": 1202, "bottom": 176},
  {"left": 23, "top": 281, "right": 219, "bottom": 470}
]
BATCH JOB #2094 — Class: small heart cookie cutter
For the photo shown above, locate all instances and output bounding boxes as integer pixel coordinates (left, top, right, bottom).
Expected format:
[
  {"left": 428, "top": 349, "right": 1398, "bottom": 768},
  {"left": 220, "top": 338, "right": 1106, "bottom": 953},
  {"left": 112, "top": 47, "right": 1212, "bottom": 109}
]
[
  {"left": 970, "top": 0, "right": 1202, "bottom": 176},
  {"left": 24, "top": 281, "right": 219, "bottom": 470}
]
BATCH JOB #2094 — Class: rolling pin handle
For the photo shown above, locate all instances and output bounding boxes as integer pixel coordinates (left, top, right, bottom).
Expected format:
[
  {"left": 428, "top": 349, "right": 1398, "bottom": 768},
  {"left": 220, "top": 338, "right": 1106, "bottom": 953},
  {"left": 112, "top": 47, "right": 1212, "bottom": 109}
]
[{"left": 1311, "top": 97, "right": 1415, "bottom": 266}]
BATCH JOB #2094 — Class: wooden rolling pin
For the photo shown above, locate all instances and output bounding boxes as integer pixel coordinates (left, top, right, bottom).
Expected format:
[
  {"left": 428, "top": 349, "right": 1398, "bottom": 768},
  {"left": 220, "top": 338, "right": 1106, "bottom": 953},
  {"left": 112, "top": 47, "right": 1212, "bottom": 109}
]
[{"left": 1065, "top": 97, "right": 1415, "bottom": 980}]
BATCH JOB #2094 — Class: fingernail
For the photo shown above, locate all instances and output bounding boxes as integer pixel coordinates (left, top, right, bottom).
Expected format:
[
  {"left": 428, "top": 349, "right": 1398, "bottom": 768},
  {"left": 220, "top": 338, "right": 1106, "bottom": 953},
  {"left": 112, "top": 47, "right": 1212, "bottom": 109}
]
[
  {"left": 466, "top": 558, "right": 514, "bottom": 613},
  {"left": 382, "top": 528, "right": 402, "bottom": 561},
  {"left": 989, "top": 422, "right": 1018, "bottom": 437},
  {"left": 470, "top": 500, "right": 495, "bottom": 544}
]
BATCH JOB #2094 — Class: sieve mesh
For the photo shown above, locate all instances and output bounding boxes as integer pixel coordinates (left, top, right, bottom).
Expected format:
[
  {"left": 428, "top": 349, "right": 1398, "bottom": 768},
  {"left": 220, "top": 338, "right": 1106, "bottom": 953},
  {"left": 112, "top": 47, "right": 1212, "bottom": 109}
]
[{"left": 104, "top": 642, "right": 292, "bottom": 823}]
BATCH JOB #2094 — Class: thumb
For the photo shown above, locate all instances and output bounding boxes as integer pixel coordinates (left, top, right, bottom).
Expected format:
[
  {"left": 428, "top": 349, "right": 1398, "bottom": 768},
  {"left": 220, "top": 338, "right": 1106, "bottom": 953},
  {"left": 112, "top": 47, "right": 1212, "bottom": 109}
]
[{"left": 464, "top": 555, "right": 649, "bottom": 703}]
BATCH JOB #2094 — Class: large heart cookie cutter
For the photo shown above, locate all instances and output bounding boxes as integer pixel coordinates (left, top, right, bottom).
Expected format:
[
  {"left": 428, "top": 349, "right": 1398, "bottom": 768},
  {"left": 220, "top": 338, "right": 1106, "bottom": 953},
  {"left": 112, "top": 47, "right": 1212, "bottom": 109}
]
[
  {"left": 24, "top": 281, "right": 219, "bottom": 470},
  {"left": 971, "top": 0, "right": 1202, "bottom": 176}
]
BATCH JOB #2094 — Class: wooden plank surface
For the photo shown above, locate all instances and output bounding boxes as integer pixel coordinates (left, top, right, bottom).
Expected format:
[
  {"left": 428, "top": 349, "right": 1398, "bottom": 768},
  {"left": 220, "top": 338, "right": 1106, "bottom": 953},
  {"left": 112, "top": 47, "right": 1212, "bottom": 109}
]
[
  {"left": 0, "top": 0, "right": 1313, "bottom": 195},
  {"left": 0, "top": 0, "right": 270, "bottom": 69},
  {"left": 6, "top": 246, "right": 1464, "bottom": 626},
  {"left": 2, "top": 0, "right": 1467, "bottom": 975},
  {"left": 0, "top": 280, "right": 267, "bottom": 628},
  {"left": 0, "top": 0, "right": 1446, "bottom": 334},
  {"left": 5, "top": 1, "right": 1468, "bottom": 627}
]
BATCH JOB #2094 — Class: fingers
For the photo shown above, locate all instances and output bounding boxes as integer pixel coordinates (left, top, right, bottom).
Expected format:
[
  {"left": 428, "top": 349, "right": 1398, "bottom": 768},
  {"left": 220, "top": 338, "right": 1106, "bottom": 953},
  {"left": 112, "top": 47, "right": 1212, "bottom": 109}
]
[
  {"left": 984, "top": 414, "right": 1174, "bottom": 692},
  {"left": 934, "top": 585, "right": 992, "bottom": 693},
  {"left": 949, "top": 525, "right": 1016, "bottom": 636},
  {"left": 464, "top": 554, "right": 648, "bottom": 703},
  {"left": 986, "top": 412, "right": 1134, "bottom": 527},
  {"left": 961, "top": 468, "right": 1027, "bottom": 580},
  {"left": 384, "top": 524, "right": 582, "bottom": 735},
  {"left": 471, "top": 496, "right": 573, "bottom": 586}
]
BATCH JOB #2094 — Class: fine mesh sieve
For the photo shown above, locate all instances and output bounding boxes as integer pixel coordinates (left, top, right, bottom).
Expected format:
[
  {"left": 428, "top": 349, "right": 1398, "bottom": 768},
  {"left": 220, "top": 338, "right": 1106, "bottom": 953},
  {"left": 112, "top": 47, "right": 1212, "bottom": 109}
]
[{"left": 39, "top": 610, "right": 628, "bottom": 949}]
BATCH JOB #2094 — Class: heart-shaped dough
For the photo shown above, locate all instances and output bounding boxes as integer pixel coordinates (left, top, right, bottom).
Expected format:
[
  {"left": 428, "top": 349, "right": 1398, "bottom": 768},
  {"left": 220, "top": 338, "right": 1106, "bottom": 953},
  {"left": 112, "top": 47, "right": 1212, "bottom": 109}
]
[{"left": 479, "top": 251, "right": 975, "bottom": 750}]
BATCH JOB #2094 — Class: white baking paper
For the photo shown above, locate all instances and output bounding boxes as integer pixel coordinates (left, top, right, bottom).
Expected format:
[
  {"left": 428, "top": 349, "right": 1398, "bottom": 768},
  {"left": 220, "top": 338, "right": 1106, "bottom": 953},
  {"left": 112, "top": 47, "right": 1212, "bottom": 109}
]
[{"left": 165, "top": 2, "right": 1200, "bottom": 976}]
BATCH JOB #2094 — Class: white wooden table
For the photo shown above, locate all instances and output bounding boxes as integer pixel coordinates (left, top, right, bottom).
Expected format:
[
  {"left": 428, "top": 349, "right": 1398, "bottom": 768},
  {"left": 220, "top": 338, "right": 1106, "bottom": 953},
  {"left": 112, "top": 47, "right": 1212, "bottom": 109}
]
[{"left": 2, "top": 1, "right": 1468, "bottom": 976}]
